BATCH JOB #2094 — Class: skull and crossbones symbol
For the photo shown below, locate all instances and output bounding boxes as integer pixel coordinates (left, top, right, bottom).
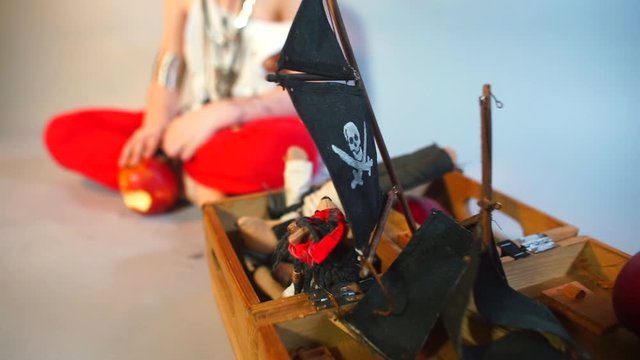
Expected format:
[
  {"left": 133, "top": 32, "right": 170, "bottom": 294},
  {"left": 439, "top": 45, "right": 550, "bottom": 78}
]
[{"left": 331, "top": 121, "right": 373, "bottom": 189}]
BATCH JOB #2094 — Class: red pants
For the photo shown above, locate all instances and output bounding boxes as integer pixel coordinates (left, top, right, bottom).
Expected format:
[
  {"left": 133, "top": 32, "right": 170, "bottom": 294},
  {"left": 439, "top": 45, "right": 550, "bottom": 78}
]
[{"left": 44, "top": 108, "right": 319, "bottom": 194}]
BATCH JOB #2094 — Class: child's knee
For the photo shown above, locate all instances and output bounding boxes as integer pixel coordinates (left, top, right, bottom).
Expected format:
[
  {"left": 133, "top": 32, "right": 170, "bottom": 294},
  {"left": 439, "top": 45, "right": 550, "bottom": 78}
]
[{"left": 44, "top": 112, "right": 77, "bottom": 164}]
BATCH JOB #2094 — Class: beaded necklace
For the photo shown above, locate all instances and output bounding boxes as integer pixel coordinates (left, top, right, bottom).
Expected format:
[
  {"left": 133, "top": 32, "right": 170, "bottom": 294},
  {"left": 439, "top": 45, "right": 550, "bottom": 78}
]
[{"left": 201, "top": 0, "right": 257, "bottom": 100}]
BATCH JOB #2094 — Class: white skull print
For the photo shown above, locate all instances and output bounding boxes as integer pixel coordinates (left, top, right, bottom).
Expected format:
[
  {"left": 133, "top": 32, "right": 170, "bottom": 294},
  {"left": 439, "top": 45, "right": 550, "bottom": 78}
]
[
  {"left": 331, "top": 121, "right": 374, "bottom": 189},
  {"left": 343, "top": 122, "right": 363, "bottom": 161}
]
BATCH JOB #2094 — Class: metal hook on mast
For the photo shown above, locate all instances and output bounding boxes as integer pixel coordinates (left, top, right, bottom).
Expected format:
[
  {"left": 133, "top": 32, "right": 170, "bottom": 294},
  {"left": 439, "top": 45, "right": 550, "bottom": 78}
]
[
  {"left": 492, "top": 93, "right": 504, "bottom": 109},
  {"left": 479, "top": 91, "right": 504, "bottom": 109}
]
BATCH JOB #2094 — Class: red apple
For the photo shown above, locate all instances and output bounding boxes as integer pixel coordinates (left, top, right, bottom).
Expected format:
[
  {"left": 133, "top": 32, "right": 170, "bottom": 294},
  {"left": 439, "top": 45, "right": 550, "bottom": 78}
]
[
  {"left": 612, "top": 251, "right": 640, "bottom": 337},
  {"left": 393, "top": 195, "right": 449, "bottom": 225},
  {"left": 118, "top": 157, "right": 180, "bottom": 215}
]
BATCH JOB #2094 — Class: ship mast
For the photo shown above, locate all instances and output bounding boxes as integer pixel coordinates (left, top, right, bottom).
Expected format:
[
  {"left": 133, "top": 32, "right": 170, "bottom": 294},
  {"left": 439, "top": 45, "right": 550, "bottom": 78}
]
[{"left": 326, "top": 0, "right": 418, "bottom": 241}]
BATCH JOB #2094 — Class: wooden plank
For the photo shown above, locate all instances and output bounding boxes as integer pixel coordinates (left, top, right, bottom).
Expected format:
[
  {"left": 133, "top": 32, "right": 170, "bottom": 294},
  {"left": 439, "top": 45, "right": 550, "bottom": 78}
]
[
  {"left": 544, "top": 225, "right": 579, "bottom": 242},
  {"left": 256, "top": 325, "right": 291, "bottom": 360},
  {"left": 252, "top": 294, "right": 318, "bottom": 327},
  {"left": 503, "top": 237, "right": 588, "bottom": 291},
  {"left": 212, "top": 192, "right": 272, "bottom": 219},
  {"left": 203, "top": 210, "right": 252, "bottom": 358},
  {"left": 203, "top": 205, "right": 263, "bottom": 359},
  {"left": 204, "top": 205, "right": 261, "bottom": 307},
  {"left": 273, "top": 311, "right": 376, "bottom": 359}
]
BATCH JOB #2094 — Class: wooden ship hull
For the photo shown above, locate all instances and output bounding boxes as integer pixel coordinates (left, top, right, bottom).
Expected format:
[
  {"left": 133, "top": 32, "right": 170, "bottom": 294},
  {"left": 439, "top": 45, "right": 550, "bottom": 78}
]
[{"left": 202, "top": 171, "right": 639, "bottom": 359}]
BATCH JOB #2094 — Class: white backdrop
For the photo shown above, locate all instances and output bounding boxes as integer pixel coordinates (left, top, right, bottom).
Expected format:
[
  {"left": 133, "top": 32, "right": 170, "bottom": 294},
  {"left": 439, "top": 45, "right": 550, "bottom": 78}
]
[{"left": 339, "top": 0, "right": 640, "bottom": 254}]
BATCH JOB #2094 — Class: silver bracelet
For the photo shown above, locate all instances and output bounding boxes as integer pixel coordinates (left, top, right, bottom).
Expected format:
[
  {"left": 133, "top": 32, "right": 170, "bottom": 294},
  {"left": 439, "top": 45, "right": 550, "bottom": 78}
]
[{"left": 151, "top": 51, "right": 184, "bottom": 90}]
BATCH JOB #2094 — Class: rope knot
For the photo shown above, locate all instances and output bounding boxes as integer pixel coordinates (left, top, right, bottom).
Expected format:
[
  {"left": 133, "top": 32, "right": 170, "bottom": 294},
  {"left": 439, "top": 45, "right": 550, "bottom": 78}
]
[{"left": 477, "top": 199, "right": 502, "bottom": 212}]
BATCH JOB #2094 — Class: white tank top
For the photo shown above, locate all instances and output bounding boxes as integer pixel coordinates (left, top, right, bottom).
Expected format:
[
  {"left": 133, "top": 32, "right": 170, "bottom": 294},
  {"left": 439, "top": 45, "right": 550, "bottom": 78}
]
[{"left": 182, "top": 0, "right": 291, "bottom": 110}]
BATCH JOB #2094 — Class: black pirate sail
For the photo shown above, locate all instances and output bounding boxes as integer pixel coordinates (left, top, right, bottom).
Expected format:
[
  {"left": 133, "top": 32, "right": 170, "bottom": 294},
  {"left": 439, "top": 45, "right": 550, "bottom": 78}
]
[
  {"left": 270, "top": 0, "right": 383, "bottom": 251},
  {"left": 276, "top": 0, "right": 355, "bottom": 81}
]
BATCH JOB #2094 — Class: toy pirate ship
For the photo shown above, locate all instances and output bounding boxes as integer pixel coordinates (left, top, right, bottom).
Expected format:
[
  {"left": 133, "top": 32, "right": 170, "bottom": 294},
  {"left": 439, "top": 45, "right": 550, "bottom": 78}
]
[{"left": 201, "top": 0, "right": 639, "bottom": 358}]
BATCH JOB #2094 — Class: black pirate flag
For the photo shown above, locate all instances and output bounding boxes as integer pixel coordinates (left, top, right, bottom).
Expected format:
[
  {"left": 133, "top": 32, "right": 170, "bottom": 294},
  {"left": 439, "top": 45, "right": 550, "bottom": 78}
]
[
  {"left": 272, "top": 0, "right": 384, "bottom": 250},
  {"left": 281, "top": 78, "right": 384, "bottom": 251}
]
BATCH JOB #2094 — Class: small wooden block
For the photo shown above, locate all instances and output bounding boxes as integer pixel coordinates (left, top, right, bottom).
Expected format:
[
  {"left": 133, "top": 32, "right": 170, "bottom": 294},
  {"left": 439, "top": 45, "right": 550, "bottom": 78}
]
[
  {"left": 541, "top": 281, "right": 618, "bottom": 335},
  {"left": 543, "top": 225, "right": 579, "bottom": 242},
  {"left": 556, "top": 236, "right": 590, "bottom": 247},
  {"left": 562, "top": 282, "right": 587, "bottom": 300}
]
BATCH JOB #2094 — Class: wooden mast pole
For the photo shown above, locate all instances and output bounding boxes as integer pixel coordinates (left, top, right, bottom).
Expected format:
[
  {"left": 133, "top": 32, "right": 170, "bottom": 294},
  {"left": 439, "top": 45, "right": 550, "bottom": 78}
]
[
  {"left": 326, "top": 0, "right": 417, "bottom": 235},
  {"left": 480, "top": 84, "right": 494, "bottom": 248}
]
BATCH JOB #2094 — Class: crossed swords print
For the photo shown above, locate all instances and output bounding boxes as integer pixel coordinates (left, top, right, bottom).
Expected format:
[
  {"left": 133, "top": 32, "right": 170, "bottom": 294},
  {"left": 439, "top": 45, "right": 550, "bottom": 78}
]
[{"left": 331, "top": 122, "right": 374, "bottom": 189}]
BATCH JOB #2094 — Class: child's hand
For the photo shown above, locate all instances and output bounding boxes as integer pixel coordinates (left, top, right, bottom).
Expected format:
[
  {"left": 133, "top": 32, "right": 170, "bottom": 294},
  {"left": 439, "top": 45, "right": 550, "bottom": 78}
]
[
  {"left": 120, "top": 85, "right": 178, "bottom": 167},
  {"left": 119, "top": 125, "right": 164, "bottom": 167},
  {"left": 162, "top": 100, "right": 243, "bottom": 161}
]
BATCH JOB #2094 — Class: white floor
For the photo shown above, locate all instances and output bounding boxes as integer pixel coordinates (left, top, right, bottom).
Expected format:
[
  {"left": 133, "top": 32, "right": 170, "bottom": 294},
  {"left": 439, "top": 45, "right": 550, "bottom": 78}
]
[{"left": 0, "top": 1, "right": 234, "bottom": 359}]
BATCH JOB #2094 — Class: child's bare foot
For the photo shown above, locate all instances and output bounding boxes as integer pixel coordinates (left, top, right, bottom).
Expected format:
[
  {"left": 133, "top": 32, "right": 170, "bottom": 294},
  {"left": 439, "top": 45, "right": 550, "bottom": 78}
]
[
  {"left": 283, "top": 146, "right": 313, "bottom": 210},
  {"left": 285, "top": 145, "right": 308, "bottom": 162}
]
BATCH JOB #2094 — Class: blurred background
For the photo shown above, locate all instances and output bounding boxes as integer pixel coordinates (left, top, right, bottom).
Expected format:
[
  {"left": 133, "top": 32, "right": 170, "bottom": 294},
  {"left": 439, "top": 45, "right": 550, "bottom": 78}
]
[
  {"left": 342, "top": 0, "right": 639, "bottom": 255},
  {"left": 0, "top": 0, "right": 637, "bottom": 359}
]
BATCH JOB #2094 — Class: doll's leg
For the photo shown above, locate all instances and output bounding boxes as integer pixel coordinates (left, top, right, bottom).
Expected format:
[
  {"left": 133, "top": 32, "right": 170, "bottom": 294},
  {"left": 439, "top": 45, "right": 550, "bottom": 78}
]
[
  {"left": 282, "top": 146, "right": 313, "bottom": 208},
  {"left": 44, "top": 109, "right": 143, "bottom": 190},
  {"left": 377, "top": 143, "right": 457, "bottom": 191}
]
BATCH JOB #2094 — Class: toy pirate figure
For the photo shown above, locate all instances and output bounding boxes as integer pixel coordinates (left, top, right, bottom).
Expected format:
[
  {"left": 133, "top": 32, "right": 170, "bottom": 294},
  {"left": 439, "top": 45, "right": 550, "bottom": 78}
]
[{"left": 280, "top": 196, "right": 360, "bottom": 294}]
